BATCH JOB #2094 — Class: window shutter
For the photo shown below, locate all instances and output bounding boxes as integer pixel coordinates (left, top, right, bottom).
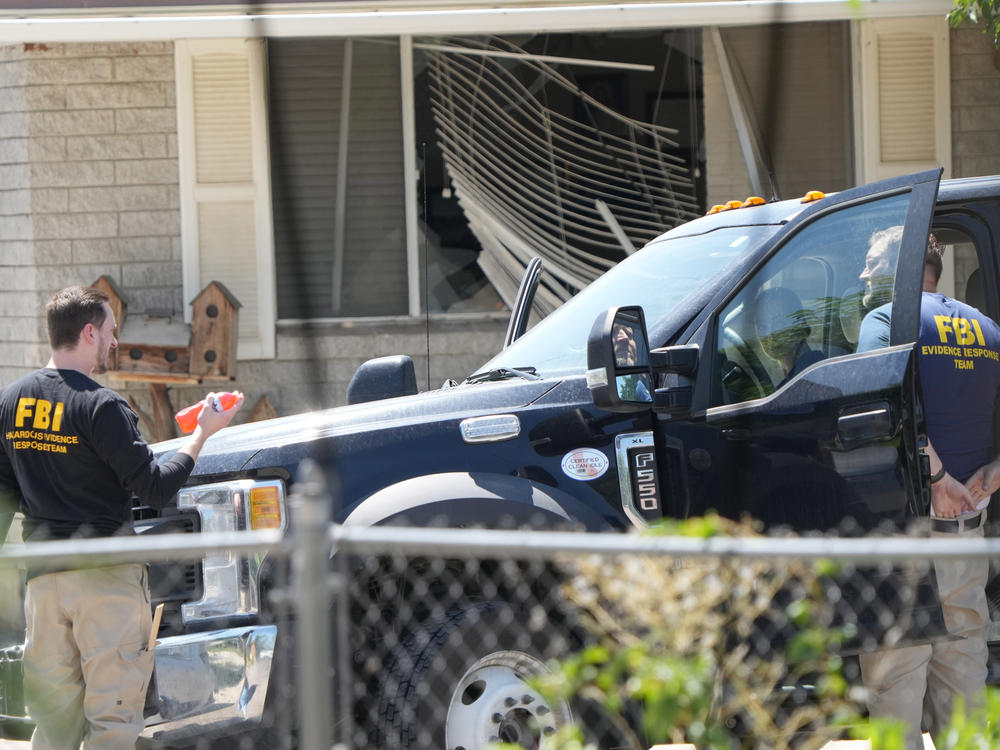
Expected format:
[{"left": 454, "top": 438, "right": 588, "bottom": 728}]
[
  {"left": 176, "top": 39, "right": 276, "bottom": 359},
  {"left": 854, "top": 16, "right": 951, "bottom": 183}
]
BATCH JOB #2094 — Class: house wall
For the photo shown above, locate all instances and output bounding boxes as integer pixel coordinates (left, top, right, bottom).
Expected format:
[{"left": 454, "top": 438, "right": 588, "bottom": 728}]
[
  {"left": 0, "top": 41, "right": 507, "bottom": 439},
  {"left": 702, "top": 22, "right": 853, "bottom": 207},
  {"left": 705, "top": 21, "right": 1000, "bottom": 199},
  {"left": 0, "top": 40, "right": 181, "bottom": 384},
  {"left": 701, "top": 30, "right": 752, "bottom": 207},
  {"left": 160, "top": 313, "right": 508, "bottom": 421},
  {"left": 950, "top": 24, "right": 1000, "bottom": 178},
  {"left": 0, "top": 52, "right": 40, "bottom": 380}
]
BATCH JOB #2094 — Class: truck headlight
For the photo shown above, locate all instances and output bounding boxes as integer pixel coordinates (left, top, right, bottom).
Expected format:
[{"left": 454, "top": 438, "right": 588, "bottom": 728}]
[{"left": 177, "top": 478, "right": 286, "bottom": 623}]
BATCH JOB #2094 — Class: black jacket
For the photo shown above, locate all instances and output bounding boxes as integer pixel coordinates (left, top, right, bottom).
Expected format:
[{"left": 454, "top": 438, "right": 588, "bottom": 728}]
[{"left": 0, "top": 368, "right": 193, "bottom": 541}]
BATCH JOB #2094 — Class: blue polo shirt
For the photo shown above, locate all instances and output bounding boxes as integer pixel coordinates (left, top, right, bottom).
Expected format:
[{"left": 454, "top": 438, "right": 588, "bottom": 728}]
[
  {"left": 857, "top": 302, "right": 891, "bottom": 352},
  {"left": 919, "top": 293, "right": 1000, "bottom": 481}
]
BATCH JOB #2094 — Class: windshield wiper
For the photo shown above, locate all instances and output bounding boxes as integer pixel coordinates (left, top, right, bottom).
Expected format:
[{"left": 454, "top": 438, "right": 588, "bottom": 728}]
[{"left": 465, "top": 366, "right": 540, "bottom": 384}]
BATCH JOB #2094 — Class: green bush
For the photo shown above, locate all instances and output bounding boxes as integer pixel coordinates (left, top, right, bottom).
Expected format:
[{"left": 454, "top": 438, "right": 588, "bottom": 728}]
[
  {"left": 517, "top": 514, "right": 1000, "bottom": 750},
  {"left": 949, "top": 0, "right": 1000, "bottom": 48},
  {"left": 534, "top": 515, "right": 865, "bottom": 749}
]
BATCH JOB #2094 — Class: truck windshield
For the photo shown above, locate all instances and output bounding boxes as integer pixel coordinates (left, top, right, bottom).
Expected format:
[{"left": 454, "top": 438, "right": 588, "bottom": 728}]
[{"left": 477, "top": 226, "right": 775, "bottom": 379}]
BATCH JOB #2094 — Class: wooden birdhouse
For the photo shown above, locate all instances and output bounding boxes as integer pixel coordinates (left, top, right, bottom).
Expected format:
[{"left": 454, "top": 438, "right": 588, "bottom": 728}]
[
  {"left": 93, "top": 277, "right": 242, "bottom": 441},
  {"left": 94, "top": 278, "right": 241, "bottom": 383},
  {"left": 188, "top": 281, "right": 241, "bottom": 380}
]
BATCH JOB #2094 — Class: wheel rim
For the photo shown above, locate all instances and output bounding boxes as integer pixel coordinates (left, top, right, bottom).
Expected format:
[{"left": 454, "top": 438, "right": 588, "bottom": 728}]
[{"left": 444, "top": 650, "right": 572, "bottom": 750}]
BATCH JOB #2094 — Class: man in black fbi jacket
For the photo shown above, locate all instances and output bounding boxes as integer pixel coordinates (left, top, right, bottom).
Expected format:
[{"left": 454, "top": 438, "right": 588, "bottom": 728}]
[{"left": 0, "top": 285, "right": 243, "bottom": 750}]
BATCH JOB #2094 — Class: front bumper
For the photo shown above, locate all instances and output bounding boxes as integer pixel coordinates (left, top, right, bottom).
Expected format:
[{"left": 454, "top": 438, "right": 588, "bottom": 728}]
[
  {"left": 142, "top": 624, "right": 278, "bottom": 744},
  {"left": 1, "top": 625, "right": 277, "bottom": 744}
]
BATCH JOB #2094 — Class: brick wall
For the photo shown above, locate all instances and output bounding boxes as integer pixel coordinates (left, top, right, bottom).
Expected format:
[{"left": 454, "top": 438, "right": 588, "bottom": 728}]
[
  {"left": 950, "top": 25, "right": 1000, "bottom": 178},
  {"left": 0, "top": 41, "right": 179, "bottom": 391},
  {"left": 0, "top": 50, "right": 43, "bottom": 383}
]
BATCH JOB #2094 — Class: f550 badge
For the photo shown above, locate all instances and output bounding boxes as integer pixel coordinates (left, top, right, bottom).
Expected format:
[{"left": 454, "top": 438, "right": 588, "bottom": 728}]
[
  {"left": 561, "top": 448, "right": 609, "bottom": 481},
  {"left": 614, "top": 432, "right": 663, "bottom": 527},
  {"left": 627, "top": 446, "right": 661, "bottom": 517}
]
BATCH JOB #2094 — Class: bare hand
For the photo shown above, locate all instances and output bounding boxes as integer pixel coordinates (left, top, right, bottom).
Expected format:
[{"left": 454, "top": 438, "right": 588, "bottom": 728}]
[
  {"left": 965, "top": 458, "right": 1000, "bottom": 507},
  {"left": 931, "top": 472, "right": 977, "bottom": 518},
  {"left": 195, "top": 391, "right": 245, "bottom": 437}
]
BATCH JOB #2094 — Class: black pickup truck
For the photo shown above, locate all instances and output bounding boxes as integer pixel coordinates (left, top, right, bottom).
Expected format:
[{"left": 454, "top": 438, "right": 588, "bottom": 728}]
[{"left": 3, "top": 168, "right": 1000, "bottom": 749}]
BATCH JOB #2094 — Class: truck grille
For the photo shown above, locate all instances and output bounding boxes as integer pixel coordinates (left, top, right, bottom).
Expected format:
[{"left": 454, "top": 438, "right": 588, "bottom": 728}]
[{"left": 132, "top": 508, "right": 203, "bottom": 633}]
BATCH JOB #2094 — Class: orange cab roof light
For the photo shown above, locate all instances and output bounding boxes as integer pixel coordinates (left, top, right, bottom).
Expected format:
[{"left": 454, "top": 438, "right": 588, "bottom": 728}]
[
  {"left": 707, "top": 196, "right": 765, "bottom": 215},
  {"left": 801, "top": 190, "right": 826, "bottom": 203}
]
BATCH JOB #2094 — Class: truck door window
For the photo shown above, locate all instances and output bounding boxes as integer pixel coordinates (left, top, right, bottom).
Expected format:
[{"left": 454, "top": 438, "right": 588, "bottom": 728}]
[
  {"left": 931, "top": 226, "right": 982, "bottom": 309},
  {"left": 713, "top": 192, "right": 912, "bottom": 406}
]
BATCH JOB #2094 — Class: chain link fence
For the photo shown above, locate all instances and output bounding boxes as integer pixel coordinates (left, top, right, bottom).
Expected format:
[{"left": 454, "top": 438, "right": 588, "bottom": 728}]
[{"left": 2, "top": 475, "right": 1000, "bottom": 750}]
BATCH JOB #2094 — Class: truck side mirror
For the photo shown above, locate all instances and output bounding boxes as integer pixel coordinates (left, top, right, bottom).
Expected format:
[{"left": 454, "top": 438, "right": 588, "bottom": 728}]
[
  {"left": 587, "top": 306, "right": 702, "bottom": 415},
  {"left": 650, "top": 345, "right": 699, "bottom": 376},
  {"left": 586, "top": 307, "right": 655, "bottom": 412},
  {"left": 648, "top": 343, "right": 701, "bottom": 415}
]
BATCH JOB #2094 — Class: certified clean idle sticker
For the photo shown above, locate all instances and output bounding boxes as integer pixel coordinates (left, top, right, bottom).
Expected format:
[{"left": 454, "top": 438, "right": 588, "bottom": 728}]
[{"left": 561, "top": 448, "right": 609, "bottom": 481}]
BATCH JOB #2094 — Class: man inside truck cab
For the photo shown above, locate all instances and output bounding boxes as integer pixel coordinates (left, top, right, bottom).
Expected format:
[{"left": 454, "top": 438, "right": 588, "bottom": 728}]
[
  {"left": 0, "top": 285, "right": 244, "bottom": 750},
  {"left": 751, "top": 286, "right": 824, "bottom": 387}
]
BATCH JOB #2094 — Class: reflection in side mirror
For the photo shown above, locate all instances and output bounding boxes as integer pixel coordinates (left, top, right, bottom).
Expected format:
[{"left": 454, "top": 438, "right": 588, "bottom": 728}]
[
  {"left": 612, "top": 316, "right": 650, "bottom": 369},
  {"left": 587, "top": 306, "right": 655, "bottom": 412},
  {"left": 616, "top": 373, "right": 653, "bottom": 403}
]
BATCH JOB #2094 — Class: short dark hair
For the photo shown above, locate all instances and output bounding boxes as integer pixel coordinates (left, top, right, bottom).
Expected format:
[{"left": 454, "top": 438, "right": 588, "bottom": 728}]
[
  {"left": 46, "top": 286, "right": 110, "bottom": 350},
  {"left": 925, "top": 233, "right": 943, "bottom": 283}
]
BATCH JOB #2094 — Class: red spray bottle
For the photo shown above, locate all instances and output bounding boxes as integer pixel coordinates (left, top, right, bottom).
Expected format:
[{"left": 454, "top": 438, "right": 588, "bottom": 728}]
[{"left": 174, "top": 392, "right": 239, "bottom": 433}]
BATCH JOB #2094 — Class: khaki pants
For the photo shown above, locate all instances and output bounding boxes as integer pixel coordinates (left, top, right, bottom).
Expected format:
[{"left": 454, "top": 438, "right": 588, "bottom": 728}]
[
  {"left": 23, "top": 563, "right": 154, "bottom": 750},
  {"left": 859, "top": 526, "right": 989, "bottom": 750}
]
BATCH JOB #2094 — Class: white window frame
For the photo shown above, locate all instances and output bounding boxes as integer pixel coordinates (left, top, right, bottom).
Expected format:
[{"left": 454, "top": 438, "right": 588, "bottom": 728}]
[{"left": 175, "top": 38, "right": 277, "bottom": 359}]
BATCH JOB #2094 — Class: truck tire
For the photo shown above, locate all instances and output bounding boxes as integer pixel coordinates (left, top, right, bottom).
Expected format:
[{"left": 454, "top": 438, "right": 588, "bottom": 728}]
[{"left": 374, "top": 599, "right": 641, "bottom": 750}]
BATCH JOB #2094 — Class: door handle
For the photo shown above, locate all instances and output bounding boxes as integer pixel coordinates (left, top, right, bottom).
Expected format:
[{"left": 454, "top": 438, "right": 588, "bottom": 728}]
[{"left": 837, "top": 406, "right": 892, "bottom": 444}]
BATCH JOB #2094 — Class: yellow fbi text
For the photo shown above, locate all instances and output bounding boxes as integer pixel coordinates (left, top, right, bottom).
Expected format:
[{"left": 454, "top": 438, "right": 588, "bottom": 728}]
[
  {"left": 15, "top": 397, "right": 65, "bottom": 431},
  {"left": 922, "top": 315, "right": 1000, "bottom": 371},
  {"left": 7, "top": 397, "right": 77, "bottom": 454}
]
